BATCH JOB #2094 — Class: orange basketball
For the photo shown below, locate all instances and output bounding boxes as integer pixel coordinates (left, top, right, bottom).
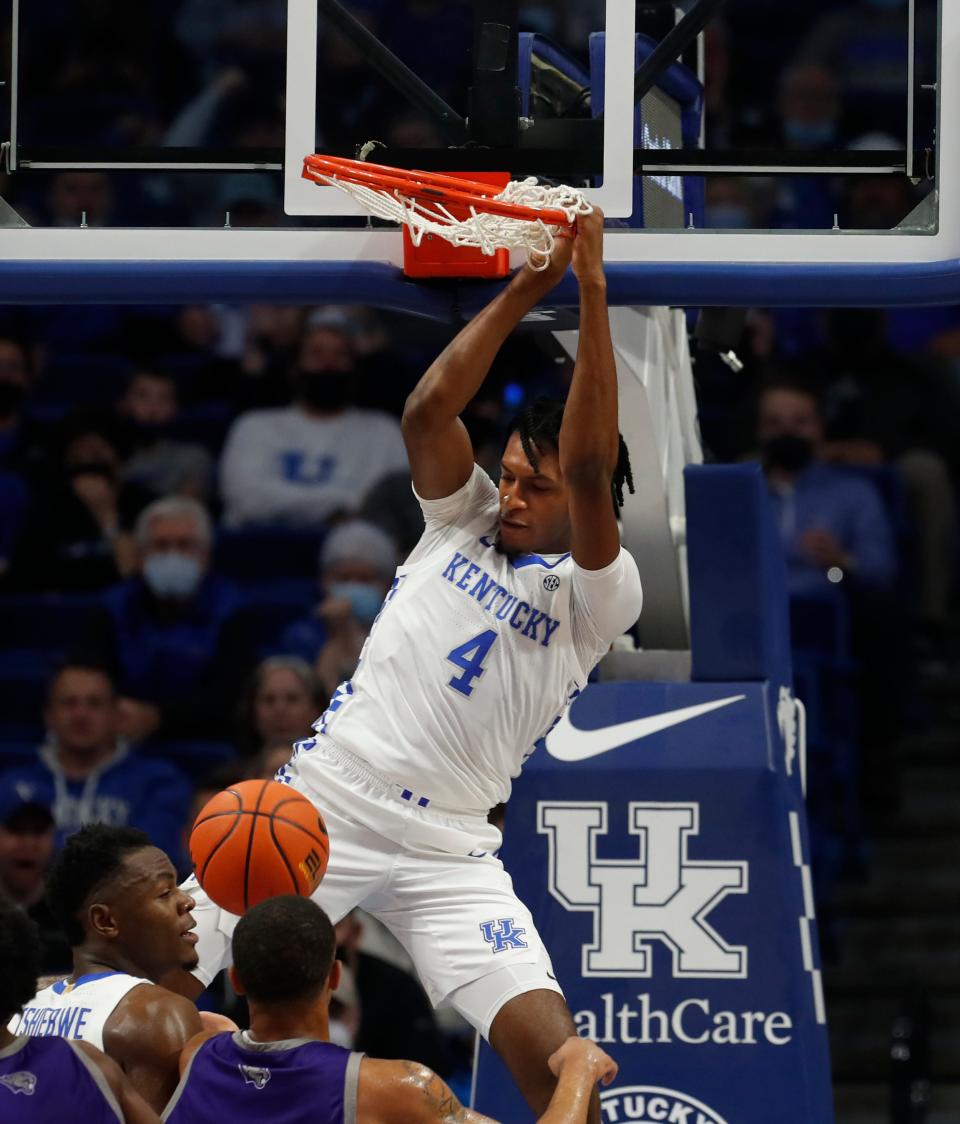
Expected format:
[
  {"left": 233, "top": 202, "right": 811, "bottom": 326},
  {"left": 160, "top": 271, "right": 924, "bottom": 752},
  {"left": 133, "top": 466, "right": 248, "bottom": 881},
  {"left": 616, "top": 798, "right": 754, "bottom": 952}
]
[{"left": 189, "top": 779, "right": 329, "bottom": 915}]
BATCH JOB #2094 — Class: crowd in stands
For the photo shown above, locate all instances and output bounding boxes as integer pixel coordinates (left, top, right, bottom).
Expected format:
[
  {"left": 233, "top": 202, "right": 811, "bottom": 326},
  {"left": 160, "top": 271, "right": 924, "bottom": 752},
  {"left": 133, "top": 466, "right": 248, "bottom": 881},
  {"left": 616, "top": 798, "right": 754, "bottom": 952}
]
[{"left": 0, "top": 299, "right": 568, "bottom": 1088}]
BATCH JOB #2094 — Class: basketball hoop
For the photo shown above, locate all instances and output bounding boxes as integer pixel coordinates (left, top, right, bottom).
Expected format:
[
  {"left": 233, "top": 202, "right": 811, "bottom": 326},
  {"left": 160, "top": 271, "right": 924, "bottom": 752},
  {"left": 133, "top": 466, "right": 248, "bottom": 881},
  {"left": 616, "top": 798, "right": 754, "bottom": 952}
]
[{"left": 302, "top": 154, "right": 592, "bottom": 272}]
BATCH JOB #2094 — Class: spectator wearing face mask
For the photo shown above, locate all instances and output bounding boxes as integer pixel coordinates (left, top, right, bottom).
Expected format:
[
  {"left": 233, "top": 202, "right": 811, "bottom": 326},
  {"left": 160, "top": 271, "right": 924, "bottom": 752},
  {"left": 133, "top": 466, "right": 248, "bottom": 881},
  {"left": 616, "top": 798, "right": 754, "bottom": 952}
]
[
  {"left": 756, "top": 377, "right": 896, "bottom": 595},
  {"left": 117, "top": 368, "right": 214, "bottom": 501},
  {"left": 755, "top": 375, "right": 907, "bottom": 811},
  {"left": 770, "top": 65, "right": 844, "bottom": 231},
  {"left": 278, "top": 520, "right": 399, "bottom": 700},
  {"left": 97, "top": 496, "right": 245, "bottom": 742},
  {"left": 218, "top": 317, "right": 408, "bottom": 528}
]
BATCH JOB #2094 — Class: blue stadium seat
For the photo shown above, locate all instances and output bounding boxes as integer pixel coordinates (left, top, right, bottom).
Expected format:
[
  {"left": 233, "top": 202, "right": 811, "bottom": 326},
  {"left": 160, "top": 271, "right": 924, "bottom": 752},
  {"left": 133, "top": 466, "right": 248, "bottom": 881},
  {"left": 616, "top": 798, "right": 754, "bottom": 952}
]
[
  {"left": 138, "top": 739, "right": 238, "bottom": 779},
  {"left": 0, "top": 741, "right": 40, "bottom": 768},
  {"left": 36, "top": 353, "right": 132, "bottom": 409},
  {"left": 0, "top": 594, "right": 105, "bottom": 653},
  {"left": 213, "top": 528, "right": 326, "bottom": 583},
  {"left": 228, "top": 599, "right": 314, "bottom": 666}
]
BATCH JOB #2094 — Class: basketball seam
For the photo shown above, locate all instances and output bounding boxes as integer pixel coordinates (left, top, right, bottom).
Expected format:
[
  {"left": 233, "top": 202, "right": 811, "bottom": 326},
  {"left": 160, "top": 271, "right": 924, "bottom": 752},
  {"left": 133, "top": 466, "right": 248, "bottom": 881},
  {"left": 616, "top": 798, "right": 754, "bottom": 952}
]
[
  {"left": 192, "top": 809, "right": 329, "bottom": 844},
  {"left": 243, "top": 782, "right": 271, "bottom": 913},
  {"left": 268, "top": 810, "right": 302, "bottom": 896},
  {"left": 195, "top": 788, "right": 243, "bottom": 886},
  {"left": 272, "top": 796, "right": 328, "bottom": 837}
]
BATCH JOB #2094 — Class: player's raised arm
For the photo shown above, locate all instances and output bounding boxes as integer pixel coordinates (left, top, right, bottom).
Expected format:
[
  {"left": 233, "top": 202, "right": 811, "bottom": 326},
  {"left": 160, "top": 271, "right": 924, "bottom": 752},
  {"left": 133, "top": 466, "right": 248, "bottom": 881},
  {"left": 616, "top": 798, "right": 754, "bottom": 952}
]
[
  {"left": 558, "top": 210, "right": 623, "bottom": 571},
  {"left": 402, "top": 246, "right": 573, "bottom": 500}
]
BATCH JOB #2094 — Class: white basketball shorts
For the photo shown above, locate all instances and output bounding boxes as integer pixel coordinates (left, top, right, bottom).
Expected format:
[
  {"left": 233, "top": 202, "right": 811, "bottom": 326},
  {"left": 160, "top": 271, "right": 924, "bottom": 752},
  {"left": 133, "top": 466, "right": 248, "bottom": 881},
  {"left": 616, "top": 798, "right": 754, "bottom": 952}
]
[{"left": 183, "top": 738, "right": 562, "bottom": 1038}]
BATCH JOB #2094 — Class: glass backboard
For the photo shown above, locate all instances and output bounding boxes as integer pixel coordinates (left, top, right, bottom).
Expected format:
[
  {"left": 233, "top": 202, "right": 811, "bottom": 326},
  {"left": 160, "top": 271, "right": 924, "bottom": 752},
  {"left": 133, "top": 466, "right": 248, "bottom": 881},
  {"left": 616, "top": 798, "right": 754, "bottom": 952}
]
[{"left": 0, "top": 0, "right": 953, "bottom": 309}]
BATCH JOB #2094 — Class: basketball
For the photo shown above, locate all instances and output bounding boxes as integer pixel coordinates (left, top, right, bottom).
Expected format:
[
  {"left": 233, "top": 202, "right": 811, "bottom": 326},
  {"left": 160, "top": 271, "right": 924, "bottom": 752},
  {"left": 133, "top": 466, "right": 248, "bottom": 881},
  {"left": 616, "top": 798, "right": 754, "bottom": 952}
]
[{"left": 189, "top": 780, "right": 329, "bottom": 916}]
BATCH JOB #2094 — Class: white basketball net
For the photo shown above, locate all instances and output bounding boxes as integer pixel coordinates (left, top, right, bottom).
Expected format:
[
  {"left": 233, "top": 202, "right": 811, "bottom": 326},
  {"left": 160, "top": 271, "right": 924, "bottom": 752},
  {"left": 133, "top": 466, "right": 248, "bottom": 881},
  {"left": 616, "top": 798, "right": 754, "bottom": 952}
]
[{"left": 313, "top": 172, "right": 592, "bottom": 270}]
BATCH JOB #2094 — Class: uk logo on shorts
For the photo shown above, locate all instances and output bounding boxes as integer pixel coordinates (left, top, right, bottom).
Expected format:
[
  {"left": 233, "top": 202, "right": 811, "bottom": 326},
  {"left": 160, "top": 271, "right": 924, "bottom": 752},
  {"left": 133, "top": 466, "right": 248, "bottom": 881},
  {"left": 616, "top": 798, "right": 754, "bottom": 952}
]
[{"left": 480, "top": 918, "right": 528, "bottom": 953}]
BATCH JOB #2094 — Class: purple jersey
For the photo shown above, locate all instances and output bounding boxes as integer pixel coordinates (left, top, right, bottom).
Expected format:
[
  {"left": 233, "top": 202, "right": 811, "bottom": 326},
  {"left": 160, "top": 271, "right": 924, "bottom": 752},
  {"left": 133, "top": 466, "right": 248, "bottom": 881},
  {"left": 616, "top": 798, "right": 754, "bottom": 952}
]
[
  {"left": 163, "top": 1031, "right": 362, "bottom": 1124},
  {"left": 0, "top": 1034, "right": 122, "bottom": 1123}
]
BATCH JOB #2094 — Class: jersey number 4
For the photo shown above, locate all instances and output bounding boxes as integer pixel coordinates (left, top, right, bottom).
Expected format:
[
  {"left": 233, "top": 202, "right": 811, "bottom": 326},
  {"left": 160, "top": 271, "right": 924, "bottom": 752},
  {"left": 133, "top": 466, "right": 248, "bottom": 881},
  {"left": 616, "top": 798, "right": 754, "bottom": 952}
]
[{"left": 446, "top": 630, "right": 497, "bottom": 697}]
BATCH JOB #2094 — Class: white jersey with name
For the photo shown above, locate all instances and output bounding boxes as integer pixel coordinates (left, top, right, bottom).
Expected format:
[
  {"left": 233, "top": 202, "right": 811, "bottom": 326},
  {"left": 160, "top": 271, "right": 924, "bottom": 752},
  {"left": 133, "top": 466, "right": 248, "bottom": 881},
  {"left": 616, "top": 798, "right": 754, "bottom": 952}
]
[
  {"left": 9, "top": 970, "right": 147, "bottom": 1052},
  {"left": 295, "top": 464, "right": 643, "bottom": 814}
]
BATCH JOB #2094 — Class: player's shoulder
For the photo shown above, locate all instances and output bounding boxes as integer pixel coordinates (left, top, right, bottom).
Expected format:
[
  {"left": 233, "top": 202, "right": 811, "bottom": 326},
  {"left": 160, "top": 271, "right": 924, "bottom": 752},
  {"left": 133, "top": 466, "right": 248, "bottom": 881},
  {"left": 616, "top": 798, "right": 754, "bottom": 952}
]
[
  {"left": 357, "top": 1057, "right": 467, "bottom": 1123},
  {"left": 106, "top": 982, "right": 202, "bottom": 1051}
]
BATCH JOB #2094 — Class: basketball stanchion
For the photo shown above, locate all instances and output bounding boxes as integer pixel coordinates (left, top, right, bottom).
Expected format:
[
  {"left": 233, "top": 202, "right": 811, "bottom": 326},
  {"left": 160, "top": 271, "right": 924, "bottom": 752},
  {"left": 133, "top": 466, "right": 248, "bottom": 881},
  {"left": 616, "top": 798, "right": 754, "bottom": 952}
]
[{"left": 302, "top": 153, "right": 592, "bottom": 277}]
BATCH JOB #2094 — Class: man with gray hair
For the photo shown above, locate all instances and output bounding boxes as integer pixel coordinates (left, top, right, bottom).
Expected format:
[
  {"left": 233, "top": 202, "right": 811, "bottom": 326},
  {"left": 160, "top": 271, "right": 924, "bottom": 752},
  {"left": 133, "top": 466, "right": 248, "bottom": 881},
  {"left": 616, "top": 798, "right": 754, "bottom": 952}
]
[
  {"left": 279, "top": 520, "right": 399, "bottom": 699},
  {"left": 98, "top": 495, "right": 245, "bottom": 743}
]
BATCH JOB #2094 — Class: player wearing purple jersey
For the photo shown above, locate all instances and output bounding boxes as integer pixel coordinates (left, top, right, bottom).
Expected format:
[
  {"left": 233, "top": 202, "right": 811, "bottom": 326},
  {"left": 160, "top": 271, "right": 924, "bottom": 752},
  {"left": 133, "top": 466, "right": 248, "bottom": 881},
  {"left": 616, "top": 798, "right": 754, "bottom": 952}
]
[
  {"left": 166, "top": 896, "right": 617, "bottom": 1124},
  {"left": 0, "top": 900, "right": 160, "bottom": 1124}
]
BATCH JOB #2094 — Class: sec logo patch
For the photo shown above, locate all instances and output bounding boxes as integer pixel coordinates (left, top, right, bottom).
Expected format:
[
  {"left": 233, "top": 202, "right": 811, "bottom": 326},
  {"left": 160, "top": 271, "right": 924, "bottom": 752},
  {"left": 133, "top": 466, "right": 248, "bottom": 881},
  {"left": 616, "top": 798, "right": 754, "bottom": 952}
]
[{"left": 543, "top": 574, "right": 560, "bottom": 592}]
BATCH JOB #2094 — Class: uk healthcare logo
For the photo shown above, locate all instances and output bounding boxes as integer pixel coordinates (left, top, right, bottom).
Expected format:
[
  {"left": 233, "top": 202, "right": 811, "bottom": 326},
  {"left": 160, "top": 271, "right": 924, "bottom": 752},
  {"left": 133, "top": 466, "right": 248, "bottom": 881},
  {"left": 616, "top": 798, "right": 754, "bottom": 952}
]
[{"left": 538, "top": 801, "right": 748, "bottom": 978}]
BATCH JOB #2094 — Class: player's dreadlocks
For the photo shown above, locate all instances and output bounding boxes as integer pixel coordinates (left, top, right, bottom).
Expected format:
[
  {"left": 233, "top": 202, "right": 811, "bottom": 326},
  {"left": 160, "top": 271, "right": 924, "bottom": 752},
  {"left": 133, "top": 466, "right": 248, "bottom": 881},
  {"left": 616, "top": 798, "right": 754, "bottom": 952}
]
[{"left": 506, "top": 396, "right": 635, "bottom": 512}]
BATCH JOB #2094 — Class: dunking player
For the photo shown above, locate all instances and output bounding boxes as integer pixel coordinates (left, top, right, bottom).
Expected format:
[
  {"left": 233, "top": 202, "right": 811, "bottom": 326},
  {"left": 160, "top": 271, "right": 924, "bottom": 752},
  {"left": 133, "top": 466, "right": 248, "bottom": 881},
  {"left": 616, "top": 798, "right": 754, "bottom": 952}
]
[
  {"left": 177, "top": 210, "right": 642, "bottom": 1118},
  {"left": 165, "top": 896, "right": 617, "bottom": 1123},
  {"left": 0, "top": 900, "right": 161, "bottom": 1123},
  {"left": 11, "top": 825, "right": 204, "bottom": 1112}
]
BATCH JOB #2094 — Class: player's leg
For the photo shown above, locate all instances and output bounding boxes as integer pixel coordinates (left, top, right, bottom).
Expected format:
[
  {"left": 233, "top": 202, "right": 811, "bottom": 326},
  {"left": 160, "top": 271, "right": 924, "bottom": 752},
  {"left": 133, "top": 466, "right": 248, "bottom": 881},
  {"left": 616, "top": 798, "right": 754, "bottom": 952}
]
[
  {"left": 488, "top": 988, "right": 598, "bottom": 1123},
  {"left": 374, "top": 840, "right": 594, "bottom": 1119}
]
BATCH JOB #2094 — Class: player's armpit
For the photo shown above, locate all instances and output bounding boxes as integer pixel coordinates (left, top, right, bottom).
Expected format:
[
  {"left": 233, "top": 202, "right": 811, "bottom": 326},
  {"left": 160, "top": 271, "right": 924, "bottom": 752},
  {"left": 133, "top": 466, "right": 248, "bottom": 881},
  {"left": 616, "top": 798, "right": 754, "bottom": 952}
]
[
  {"left": 357, "top": 1057, "right": 499, "bottom": 1124},
  {"left": 102, "top": 984, "right": 203, "bottom": 1113}
]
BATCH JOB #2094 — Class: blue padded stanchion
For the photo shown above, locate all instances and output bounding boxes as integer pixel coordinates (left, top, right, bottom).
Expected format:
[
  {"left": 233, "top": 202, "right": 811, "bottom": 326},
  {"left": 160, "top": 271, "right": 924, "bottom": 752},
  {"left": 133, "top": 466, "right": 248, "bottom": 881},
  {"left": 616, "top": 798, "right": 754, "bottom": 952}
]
[{"left": 472, "top": 465, "right": 834, "bottom": 1123}]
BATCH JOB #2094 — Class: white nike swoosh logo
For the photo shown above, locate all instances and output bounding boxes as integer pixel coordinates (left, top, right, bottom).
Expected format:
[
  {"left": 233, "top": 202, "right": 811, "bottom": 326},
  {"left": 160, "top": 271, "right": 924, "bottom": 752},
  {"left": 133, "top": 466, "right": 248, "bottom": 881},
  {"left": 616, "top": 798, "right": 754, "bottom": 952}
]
[{"left": 545, "top": 695, "right": 746, "bottom": 762}]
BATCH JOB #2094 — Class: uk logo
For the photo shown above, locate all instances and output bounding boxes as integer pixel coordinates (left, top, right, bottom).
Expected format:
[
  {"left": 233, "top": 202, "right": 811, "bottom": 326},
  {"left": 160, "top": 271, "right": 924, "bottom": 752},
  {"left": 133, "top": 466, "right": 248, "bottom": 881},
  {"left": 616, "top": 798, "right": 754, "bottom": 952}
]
[
  {"left": 480, "top": 918, "right": 528, "bottom": 953},
  {"left": 538, "top": 801, "right": 748, "bottom": 978},
  {"left": 239, "top": 1064, "right": 271, "bottom": 1090},
  {"left": 0, "top": 1071, "right": 36, "bottom": 1096}
]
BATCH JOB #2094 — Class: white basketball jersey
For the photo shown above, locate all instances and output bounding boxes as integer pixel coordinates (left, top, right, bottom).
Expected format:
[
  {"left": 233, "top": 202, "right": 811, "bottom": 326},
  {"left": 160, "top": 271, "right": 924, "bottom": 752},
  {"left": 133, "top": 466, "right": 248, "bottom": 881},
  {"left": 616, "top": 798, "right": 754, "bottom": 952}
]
[
  {"left": 296, "top": 465, "right": 642, "bottom": 813},
  {"left": 9, "top": 971, "right": 147, "bottom": 1052}
]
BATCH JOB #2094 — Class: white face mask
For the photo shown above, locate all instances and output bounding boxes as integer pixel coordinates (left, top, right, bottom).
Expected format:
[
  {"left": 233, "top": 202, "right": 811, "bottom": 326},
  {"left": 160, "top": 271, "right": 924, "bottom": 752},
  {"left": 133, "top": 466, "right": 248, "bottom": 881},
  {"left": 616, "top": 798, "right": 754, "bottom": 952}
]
[{"left": 142, "top": 551, "right": 204, "bottom": 599}]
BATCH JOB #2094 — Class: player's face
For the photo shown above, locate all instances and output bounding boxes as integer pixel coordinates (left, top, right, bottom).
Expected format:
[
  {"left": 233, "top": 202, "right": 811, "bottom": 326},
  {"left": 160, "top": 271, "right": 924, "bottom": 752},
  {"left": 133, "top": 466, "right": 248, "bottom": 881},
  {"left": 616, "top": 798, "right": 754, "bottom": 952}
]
[
  {"left": 111, "top": 847, "right": 198, "bottom": 977},
  {"left": 497, "top": 433, "right": 571, "bottom": 556}
]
